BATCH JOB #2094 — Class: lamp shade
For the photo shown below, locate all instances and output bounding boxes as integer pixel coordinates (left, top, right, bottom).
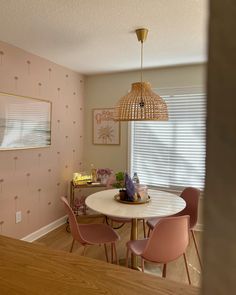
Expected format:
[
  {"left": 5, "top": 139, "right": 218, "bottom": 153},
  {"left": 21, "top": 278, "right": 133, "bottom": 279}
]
[{"left": 114, "top": 82, "right": 168, "bottom": 121}]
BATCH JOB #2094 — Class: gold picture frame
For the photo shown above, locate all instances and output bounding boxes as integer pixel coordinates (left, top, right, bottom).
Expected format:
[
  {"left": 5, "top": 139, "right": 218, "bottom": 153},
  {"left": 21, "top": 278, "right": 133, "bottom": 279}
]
[
  {"left": 0, "top": 92, "right": 52, "bottom": 150},
  {"left": 92, "top": 108, "right": 120, "bottom": 145}
]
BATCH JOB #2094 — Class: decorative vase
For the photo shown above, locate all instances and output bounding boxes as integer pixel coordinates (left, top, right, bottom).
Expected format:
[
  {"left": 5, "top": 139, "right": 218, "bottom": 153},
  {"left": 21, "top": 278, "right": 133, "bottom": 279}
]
[{"left": 119, "top": 189, "right": 127, "bottom": 201}]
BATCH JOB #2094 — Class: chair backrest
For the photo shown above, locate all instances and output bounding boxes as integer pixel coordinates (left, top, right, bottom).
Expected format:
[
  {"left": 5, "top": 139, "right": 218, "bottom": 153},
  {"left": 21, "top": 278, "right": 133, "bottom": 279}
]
[
  {"left": 179, "top": 187, "right": 200, "bottom": 229},
  {"left": 142, "top": 215, "right": 190, "bottom": 263},
  {"left": 60, "top": 196, "right": 85, "bottom": 244}
]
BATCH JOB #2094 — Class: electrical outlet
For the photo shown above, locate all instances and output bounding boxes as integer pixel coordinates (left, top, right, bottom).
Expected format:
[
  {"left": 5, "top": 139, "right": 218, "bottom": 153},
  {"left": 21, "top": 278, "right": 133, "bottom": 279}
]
[{"left": 15, "top": 211, "right": 22, "bottom": 223}]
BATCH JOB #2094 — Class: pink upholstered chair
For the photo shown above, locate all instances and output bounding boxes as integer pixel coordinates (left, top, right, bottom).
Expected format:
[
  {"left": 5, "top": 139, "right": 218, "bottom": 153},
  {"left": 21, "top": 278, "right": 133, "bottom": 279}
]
[
  {"left": 147, "top": 187, "right": 202, "bottom": 269},
  {"left": 126, "top": 215, "right": 191, "bottom": 284},
  {"left": 61, "top": 196, "right": 119, "bottom": 263}
]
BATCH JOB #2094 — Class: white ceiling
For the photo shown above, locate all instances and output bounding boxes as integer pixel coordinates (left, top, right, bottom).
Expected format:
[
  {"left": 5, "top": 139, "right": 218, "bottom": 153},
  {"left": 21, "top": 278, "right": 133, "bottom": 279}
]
[{"left": 0, "top": 0, "right": 208, "bottom": 75}]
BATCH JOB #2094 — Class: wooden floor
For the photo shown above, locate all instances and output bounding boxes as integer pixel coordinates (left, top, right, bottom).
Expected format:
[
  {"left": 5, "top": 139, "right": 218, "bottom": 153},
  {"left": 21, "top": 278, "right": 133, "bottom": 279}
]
[{"left": 36, "top": 215, "right": 202, "bottom": 287}]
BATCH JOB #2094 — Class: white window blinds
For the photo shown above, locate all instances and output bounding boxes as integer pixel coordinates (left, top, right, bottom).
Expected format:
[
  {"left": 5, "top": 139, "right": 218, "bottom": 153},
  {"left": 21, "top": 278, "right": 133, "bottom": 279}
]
[{"left": 129, "top": 87, "right": 206, "bottom": 191}]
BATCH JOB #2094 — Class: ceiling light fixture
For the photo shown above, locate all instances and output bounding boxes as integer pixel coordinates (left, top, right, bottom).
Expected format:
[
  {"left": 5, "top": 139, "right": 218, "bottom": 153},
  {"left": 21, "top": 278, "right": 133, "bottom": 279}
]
[{"left": 114, "top": 28, "right": 168, "bottom": 121}]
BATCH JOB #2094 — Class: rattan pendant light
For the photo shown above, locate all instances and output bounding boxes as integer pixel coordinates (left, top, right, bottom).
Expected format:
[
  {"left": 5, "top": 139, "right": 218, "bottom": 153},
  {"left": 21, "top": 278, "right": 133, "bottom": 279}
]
[{"left": 114, "top": 28, "right": 168, "bottom": 121}]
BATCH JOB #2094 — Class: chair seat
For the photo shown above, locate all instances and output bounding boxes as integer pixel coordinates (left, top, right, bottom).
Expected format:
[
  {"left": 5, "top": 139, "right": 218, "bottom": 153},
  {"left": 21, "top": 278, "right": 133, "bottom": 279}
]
[
  {"left": 80, "top": 223, "right": 119, "bottom": 245},
  {"left": 126, "top": 239, "right": 148, "bottom": 256},
  {"left": 146, "top": 217, "right": 160, "bottom": 230}
]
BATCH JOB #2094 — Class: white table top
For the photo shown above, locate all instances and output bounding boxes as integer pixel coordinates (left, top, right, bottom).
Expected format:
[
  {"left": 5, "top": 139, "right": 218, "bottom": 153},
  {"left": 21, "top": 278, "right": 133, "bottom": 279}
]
[{"left": 85, "top": 189, "right": 186, "bottom": 219}]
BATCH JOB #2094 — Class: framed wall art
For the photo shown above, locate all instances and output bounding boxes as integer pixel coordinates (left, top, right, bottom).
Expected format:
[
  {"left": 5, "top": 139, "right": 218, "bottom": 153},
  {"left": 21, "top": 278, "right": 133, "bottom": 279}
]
[
  {"left": 93, "top": 108, "right": 120, "bottom": 145},
  {"left": 0, "top": 92, "right": 51, "bottom": 150}
]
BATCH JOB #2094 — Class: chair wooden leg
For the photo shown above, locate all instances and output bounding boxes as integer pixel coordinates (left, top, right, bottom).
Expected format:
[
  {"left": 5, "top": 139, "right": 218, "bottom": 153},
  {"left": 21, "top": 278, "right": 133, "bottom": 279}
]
[
  {"left": 111, "top": 243, "right": 114, "bottom": 263},
  {"left": 126, "top": 248, "right": 130, "bottom": 268},
  {"left": 142, "top": 219, "right": 146, "bottom": 238},
  {"left": 162, "top": 264, "right": 167, "bottom": 278},
  {"left": 191, "top": 229, "right": 203, "bottom": 270},
  {"left": 141, "top": 258, "right": 145, "bottom": 272},
  {"left": 113, "top": 243, "right": 118, "bottom": 265},
  {"left": 183, "top": 253, "right": 191, "bottom": 285},
  {"left": 104, "top": 244, "right": 109, "bottom": 262},
  {"left": 70, "top": 239, "right": 75, "bottom": 253},
  {"left": 147, "top": 227, "right": 151, "bottom": 237}
]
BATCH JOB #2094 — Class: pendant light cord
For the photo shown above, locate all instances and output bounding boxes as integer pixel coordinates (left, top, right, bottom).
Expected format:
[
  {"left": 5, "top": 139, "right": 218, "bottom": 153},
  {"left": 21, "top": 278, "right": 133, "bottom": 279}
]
[{"left": 140, "top": 41, "right": 144, "bottom": 107}]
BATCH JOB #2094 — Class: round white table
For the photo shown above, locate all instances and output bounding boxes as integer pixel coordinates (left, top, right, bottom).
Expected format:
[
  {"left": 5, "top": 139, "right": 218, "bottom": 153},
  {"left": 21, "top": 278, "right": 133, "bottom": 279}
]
[{"left": 86, "top": 188, "right": 186, "bottom": 269}]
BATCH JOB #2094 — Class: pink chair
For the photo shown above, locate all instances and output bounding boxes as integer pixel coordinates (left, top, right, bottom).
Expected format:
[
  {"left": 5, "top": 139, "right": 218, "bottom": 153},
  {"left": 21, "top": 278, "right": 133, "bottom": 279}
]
[
  {"left": 147, "top": 187, "right": 202, "bottom": 269},
  {"left": 126, "top": 215, "right": 191, "bottom": 284},
  {"left": 61, "top": 196, "right": 119, "bottom": 263}
]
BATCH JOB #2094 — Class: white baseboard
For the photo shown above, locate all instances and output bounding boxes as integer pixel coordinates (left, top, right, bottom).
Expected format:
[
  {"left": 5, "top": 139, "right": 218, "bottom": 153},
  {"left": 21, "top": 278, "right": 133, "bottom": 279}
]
[
  {"left": 21, "top": 215, "right": 67, "bottom": 242},
  {"left": 195, "top": 222, "right": 204, "bottom": 231}
]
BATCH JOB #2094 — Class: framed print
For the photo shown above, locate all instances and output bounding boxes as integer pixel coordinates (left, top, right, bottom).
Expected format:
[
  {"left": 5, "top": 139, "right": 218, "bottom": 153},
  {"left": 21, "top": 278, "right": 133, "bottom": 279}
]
[
  {"left": 93, "top": 108, "right": 120, "bottom": 145},
  {"left": 0, "top": 92, "right": 51, "bottom": 150}
]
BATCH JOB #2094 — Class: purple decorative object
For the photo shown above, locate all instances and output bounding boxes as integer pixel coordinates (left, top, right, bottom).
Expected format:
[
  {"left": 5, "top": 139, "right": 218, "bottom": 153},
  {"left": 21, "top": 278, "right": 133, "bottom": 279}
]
[{"left": 125, "top": 173, "right": 135, "bottom": 201}]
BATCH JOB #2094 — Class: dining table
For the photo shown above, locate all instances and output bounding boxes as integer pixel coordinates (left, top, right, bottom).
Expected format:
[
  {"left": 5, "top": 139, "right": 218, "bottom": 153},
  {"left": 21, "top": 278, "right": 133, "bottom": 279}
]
[{"left": 85, "top": 188, "right": 186, "bottom": 269}]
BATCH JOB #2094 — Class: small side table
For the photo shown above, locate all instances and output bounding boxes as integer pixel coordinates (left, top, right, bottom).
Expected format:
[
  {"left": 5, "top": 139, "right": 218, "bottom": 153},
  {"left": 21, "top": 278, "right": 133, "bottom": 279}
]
[
  {"left": 70, "top": 181, "right": 106, "bottom": 215},
  {"left": 65, "top": 181, "right": 107, "bottom": 232}
]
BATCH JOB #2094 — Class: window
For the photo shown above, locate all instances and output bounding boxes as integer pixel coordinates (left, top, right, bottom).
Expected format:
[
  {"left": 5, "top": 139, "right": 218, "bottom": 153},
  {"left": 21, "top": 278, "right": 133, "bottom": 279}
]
[{"left": 129, "top": 87, "right": 206, "bottom": 192}]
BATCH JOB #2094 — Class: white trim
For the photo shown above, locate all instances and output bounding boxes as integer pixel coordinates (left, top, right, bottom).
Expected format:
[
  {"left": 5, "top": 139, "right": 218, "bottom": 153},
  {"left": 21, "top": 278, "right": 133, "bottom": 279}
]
[
  {"left": 195, "top": 223, "right": 204, "bottom": 232},
  {"left": 21, "top": 215, "right": 67, "bottom": 242}
]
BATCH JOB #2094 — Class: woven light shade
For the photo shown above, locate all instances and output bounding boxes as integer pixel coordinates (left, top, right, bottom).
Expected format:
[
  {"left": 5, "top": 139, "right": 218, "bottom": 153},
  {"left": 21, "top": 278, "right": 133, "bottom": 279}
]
[
  {"left": 114, "top": 28, "right": 168, "bottom": 121},
  {"left": 114, "top": 82, "right": 168, "bottom": 121}
]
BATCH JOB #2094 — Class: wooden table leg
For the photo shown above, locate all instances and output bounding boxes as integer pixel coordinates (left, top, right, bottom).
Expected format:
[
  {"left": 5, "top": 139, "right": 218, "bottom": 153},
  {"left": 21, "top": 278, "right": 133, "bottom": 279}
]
[{"left": 131, "top": 218, "right": 138, "bottom": 269}]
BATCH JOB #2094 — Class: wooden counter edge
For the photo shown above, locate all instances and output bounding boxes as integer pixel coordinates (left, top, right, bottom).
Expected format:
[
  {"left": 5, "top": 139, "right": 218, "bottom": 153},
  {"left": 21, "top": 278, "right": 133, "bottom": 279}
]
[{"left": 0, "top": 235, "right": 200, "bottom": 295}]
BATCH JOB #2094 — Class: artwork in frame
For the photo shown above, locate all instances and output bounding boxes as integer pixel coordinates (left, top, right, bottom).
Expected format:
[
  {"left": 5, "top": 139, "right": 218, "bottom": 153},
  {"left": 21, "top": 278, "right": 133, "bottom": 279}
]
[
  {"left": 0, "top": 92, "right": 51, "bottom": 150},
  {"left": 93, "top": 108, "right": 120, "bottom": 145}
]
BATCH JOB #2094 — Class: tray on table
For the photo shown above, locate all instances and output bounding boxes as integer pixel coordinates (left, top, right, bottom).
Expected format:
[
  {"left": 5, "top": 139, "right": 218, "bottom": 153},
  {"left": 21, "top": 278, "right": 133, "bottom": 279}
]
[{"left": 114, "top": 194, "right": 150, "bottom": 204}]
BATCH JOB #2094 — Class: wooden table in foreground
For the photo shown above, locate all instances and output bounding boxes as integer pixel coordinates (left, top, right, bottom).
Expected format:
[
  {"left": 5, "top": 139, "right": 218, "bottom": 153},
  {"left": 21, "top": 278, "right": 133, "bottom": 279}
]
[{"left": 0, "top": 235, "right": 199, "bottom": 295}]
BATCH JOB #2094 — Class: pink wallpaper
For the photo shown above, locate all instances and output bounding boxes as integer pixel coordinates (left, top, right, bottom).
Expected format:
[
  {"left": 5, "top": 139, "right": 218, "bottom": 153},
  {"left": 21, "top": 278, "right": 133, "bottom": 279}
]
[{"left": 0, "top": 41, "right": 84, "bottom": 239}]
